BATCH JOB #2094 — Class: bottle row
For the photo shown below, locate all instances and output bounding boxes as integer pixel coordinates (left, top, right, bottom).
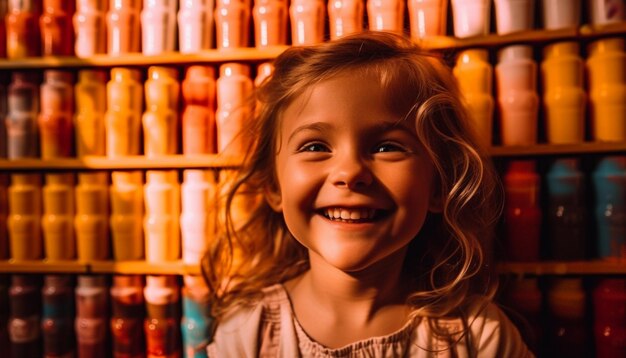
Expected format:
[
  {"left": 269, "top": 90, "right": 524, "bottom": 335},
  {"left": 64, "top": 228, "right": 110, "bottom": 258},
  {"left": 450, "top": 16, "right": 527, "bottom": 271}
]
[
  {"left": 499, "top": 276, "right": 626, "bottom": 357},
  {"left": 0, "top": 273, "right": 211, "bottom": 358},
  {"left": 501, "top": 155, "right": 626, "bottom": 262},
  {"left": 1, "top": 0, "right": 625, "bottom": 60}
]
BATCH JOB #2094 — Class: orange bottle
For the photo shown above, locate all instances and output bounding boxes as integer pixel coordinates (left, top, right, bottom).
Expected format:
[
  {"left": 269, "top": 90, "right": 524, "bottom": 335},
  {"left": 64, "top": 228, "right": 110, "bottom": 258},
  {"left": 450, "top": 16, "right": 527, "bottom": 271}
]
[
  {"left": 0, "top": 74, "right": 7, "bottom": 158},
  {"left": 182, "top": 66, "right": 216, "bottom": 155},
  {"left": 367, "top": 0, "right": 404, "bottom": 33},
  {"left": 142, "top": 66, "right": 179, "bottom": 157},
  {"left": 73, "top": 0, "right": 108, "bottom": 57},
  {"left": 177, "top": 0, "right": 214, "bottom": 53},
  {"left": 453, "top": 48, "right": 495, "bottom": 147},
  {"left": 587, "top": 38, "right": 626, "bottom": 142},
  {"left": 214, "top": 0, "right": 250, "bottom": 49},
  {"left": 253, "top": 0, "right": 288, "bottom": 47},
  {"left": 541, "top": 41, "right": 586, "bottom": 144},
  {"left": 110, "top": 171, "right": 144, "bottom": 260},
  {"left": 289, "top": 0, "right": 325, "bottom": 45},
  {"left": 105, "top": 68, "right": 143, "bottom": 157},
  {"left": 75, "top": 69, "right": 107, "bottom": 157},
  {"left": 144, "top": 171, "right": 180, "bottom": 263},
  {"left": 42, "top": 173, "right": 76, "bottom": 260},
  {"left": 6, "top": 0, "right": 42, "bottom": 58},
  {"left": 106, "top": 0, "right": 141, "bottom": 54},
  {"left": 255, "top": 62, "right": 274, "bottom": 87},
  {"left": 40, "top": 0, "right": 75, "bottom": 56},
  {"left": 7, "top": 174, "right": 43, "bottom": 260},
  {"left": 0, "top": 174, "right": 8, "bottom": 259},
  {"left": 75, "top": 172, "right": 109, "bottom": 261},
  {"left": 216, "top": 63, "right": 254, "bottom": 159},
  {"left": 328, "top": 0, "right": 363, "bottom": 40}
]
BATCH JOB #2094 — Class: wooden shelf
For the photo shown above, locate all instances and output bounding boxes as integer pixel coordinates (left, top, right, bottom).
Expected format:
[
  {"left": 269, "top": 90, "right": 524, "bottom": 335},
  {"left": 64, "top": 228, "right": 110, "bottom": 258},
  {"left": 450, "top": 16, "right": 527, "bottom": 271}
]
[
  {"left": 0, "top": 260, "right": 88, "bottom": 274},
  {"left": 0, "top": 260, "right": 201, "bottom": 275},
  {"left": 498, "top": 260, "right": 626, "bottom": 275},
  {"left": 489, "top": 141, "right": 626, "bottom": 157},
  {"left": 0, "top": 154, "right": 242, "bottom": 171}
]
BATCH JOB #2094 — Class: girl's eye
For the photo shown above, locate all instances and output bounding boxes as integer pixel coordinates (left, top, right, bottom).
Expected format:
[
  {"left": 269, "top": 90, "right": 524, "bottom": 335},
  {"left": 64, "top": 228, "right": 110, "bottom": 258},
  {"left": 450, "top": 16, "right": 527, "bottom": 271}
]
[
  {"left": 298, "top": 142, "right": 330, "bottom": 153},
  {"left": 375, "top": 143, "right": 405, "bottom": 153}
]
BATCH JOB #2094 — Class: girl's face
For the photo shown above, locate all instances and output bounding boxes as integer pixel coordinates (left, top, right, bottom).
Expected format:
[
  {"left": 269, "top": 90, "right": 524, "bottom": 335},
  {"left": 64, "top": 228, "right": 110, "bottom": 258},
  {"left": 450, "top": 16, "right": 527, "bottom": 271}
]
[{"left": 267, "top": 70, "right": 440, "bottom": 273}]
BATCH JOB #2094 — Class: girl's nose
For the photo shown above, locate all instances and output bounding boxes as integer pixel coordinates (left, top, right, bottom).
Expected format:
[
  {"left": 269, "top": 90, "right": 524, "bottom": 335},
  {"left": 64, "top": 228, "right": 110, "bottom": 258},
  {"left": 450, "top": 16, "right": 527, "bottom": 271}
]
[{"left": 329, "top": 154, "right": 374, "bottom": 189}]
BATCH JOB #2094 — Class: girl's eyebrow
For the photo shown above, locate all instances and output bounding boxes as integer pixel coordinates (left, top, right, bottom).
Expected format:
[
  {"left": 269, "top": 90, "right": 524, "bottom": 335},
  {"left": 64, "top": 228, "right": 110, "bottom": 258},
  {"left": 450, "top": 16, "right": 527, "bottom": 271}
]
[
  {"left": 287, "top": 122, "right": 332, "bottom": 144},
  {"left": 287, "top": 120, "right": 415, "bottom": 144}
]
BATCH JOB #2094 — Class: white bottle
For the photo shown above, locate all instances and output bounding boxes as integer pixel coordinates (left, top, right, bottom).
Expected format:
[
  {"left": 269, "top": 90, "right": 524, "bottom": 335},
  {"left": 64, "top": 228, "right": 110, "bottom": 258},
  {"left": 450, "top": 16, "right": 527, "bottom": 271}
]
[
  {"left": 216, "top": 63, "right": 254, "bottom": 158},
  {"left": 178, "top": 0, "right": 214, "bottom": 53},
  {"left": 74, "top": 0, "right": 108, "bottom": 57},
  {"left": 214, "top": 0, "right": 250, "bottom": 49},
  {"left": 144, "top": 170, "right": 181, "bottom": 262},
  {"left": 141, "top": 0, "right": 178, "bottom": 55},
  {"left": 180, "top": 170, "right": 215, "bottom": 264}
]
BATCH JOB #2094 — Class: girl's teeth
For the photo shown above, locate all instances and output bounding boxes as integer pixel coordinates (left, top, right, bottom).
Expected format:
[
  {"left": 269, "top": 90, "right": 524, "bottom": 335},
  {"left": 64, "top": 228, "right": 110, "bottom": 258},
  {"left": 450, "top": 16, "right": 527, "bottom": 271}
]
[{"left": 325, "top": 208, "right": 376, "bottom": 220}]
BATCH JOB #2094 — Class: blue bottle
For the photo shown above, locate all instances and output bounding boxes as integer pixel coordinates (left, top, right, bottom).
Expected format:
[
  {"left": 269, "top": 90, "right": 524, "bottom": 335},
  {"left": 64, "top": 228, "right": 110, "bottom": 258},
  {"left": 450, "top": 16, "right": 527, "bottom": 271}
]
[
  {"left": 593, "top": 156, "right": 626, "bottom": 259},
  {"left": 546, "top": 158, "right": 587, "bottom": 260},
  {"left": 181, "top": 276, "right": 212, "bottom": 358}
]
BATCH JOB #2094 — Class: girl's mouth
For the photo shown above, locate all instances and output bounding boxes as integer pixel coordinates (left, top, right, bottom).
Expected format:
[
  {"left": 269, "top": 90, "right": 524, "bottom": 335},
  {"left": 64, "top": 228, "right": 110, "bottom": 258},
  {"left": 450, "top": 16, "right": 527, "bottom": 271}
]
[{"left": 319, "top": 207, "right": 387, "bottom": 223}]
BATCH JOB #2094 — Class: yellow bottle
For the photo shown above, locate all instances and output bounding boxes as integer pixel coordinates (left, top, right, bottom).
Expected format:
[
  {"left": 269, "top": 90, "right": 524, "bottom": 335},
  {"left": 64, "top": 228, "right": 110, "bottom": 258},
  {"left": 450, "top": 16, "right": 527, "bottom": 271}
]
[
  {"left": 587, "top": 38, "right": 626, "bottom": 142},
  {"left": 105, "top": 67, "right": 143, "bottom": 157},
  {"left": 75, "top": 172, "right": 109, "bottom": 261},
  {"left": 110, "top": 171, "right": 144, "bottom": 260},
  {"left": 541, "top": 41, "right": 586, "bottom": 144},
  {"left": 75, "top": 69, "right": 107, "bottom": 157},
  {"left": 453, "top": 48, "right": 495, "bottom": 147},
  {"left": 42, "top": 173, "right": 75, "bottom": 260},
  {"left": 144, "top": 170, "right": 180, "bottom": 263},
  {"left": 142, "top": 66, "right": 179, "bottom": 157},
  {"left": 8, "top": 173, "right": 42, "bottom": 260}
]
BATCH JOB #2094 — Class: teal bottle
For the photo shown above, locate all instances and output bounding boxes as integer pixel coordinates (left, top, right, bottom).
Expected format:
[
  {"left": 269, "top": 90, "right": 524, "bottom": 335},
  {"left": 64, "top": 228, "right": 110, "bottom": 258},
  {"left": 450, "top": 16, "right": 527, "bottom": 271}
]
[
  {"left": 181, "top": 276, "right": 211, "bottom": 358},
  {"left": 592, "top": 156, "right": 626, "bottom": 259}
]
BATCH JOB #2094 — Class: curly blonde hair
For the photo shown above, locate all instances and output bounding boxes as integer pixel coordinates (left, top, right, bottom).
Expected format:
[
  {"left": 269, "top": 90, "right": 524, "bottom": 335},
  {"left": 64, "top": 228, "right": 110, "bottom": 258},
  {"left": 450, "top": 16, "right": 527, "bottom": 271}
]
[{"left": 202, "top": 31, "right": 502, "bottom": 324}]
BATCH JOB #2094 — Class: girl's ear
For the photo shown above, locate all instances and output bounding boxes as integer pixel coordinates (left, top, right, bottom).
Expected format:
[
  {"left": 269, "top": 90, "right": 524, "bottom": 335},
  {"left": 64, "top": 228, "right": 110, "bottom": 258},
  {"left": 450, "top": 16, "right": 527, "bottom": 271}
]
[{"left": 264, "top": 186, "right": 283, "bottom": 212}]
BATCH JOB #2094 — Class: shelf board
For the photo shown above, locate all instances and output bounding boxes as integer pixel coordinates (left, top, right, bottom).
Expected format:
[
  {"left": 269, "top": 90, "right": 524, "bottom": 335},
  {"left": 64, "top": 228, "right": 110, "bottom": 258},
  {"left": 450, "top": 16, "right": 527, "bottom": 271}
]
[
  {"left": 90, "top": 260, "right": 200, "bottom": 275},
  {"left": 0, "top": 260, "right": 88, "bottom": 273},
  {"left": 489, "top": 141, "right": 626, "bottom": 157},
  {"left": 0, "top": 154, "right": 242, "bottom": 171},
  {"left": 0, "top": 46, "right": 289, "bottom": 69},
  {"left": 498, "top": 260, "right": 626, "bottom": 275},
  {"left": 580, "top": 22, "right": 626, "bottom": 38}
]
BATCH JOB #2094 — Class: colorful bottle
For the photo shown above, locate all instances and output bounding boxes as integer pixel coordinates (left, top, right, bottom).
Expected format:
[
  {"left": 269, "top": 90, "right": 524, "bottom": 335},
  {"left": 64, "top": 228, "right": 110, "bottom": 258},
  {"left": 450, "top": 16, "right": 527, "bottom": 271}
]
[
  {"left": 8, "top": 275, "right": 41, "bottom": 357},
  {"left": 0, "top": 175, "right": 7, "bottom": 259},
  {"left": 181, "top": 275, "right": 211, "bottom": 358},
  {"left": 106, "top": 68, "right": 143, "bottom": 157},
  {"left": 39, "top": 70, "right": 74, "bottom": 159},
  {"left": 6, "top": 0, "right": 41, "bottom": 58},
  {"left": 546, "top": 159, "right": 587, "bottom": 260},
  {"left": 42, "top": 275, "right": 75, "bottom": 357},
  {"left": 178, "top": 0, "right": 214, "bottom": 53},
  {"left": 75, "top": 69, "right": 107, "bottom": 157},
  {"left": 7, "top": 174, "right": 43, "bottom": 260},
  {"left": 541, "top": 41, "right": 586, "bottom": 144},
  {"left": 145, "top": 275, "right": 180, "bottom": 358},
  {"left": 181, "top": 170, "right": 215, "bottom": 264},
  {"left": 546, "top": 278, "right": 588, "bottom": 357},
  {"left": 253, "top": 0, "right": 288, "bottom": 47},
  {"left": 408, "top": 0, "right": 447, "bottom": 39},
  {"left": 74, "top": 0, "right": 108, "bottom": 57},
  {"left": 594, "top": 279, "right": 626, "bottom": 357},
  {"left": 111, "top": 275, "right": 146, "bottom": 358},
  {"left": 328, "top": 0, "right": 363, "bottom": 40},
  {"left": 182, "top": 66, "right": 216, "bottom": 155},
  {"left": 453, "top": 48, "right": 495, "bottom": 147},
  {"left": 216, "top": 63, "right": 254, "bottom": 158},
  {"left": 451, "top": 0, "right": 491, "bottom": 38},
  {"left": 586, "top": 38, "right": 626, "bottom": 142},
  {"left": 141, "top": 0, "right": 178, "bottom": 55},
  {"left": 107, "top": 0, "right": 141, "bottom": 54},
  {"left": 367, "top": 0, "right": 403, "bottom": 33},
  {"left": 144, "top": 171, "right": 181, "bottom": 262},
  {"left": 6, "top": 72, "right": 39, "bottom": 159},
  {"left": 42, "top": 173, "right": 76, "bottom": 260},
  {"left": 75, "top": 275, "right": 109, "bottom": 358},
  {"left": 40, "top": 0, "right": 75, "bottom": 56},
  {"left": 289, "top": 0, "right": 325, "bottom": 45},
  {"left": 496, "top": 45, "right": 539, "bottom": 145},
  {"left": 110, "top": 171, "right": 144, "bottom": 260},
  {"left": 75, "top": 172, "right": 110, "bottom": 261},
  {"left": 504, "top": 160, "right": 541, "bottom": 262},
  {"left": 214, "top": 0, "right": 250, "bottom": 49},
  {"left": 143, "top": 66, "right": 179, "bottom": 157},
  {"left": 593, "top": 156, "right": 626, "bottom": 260}
]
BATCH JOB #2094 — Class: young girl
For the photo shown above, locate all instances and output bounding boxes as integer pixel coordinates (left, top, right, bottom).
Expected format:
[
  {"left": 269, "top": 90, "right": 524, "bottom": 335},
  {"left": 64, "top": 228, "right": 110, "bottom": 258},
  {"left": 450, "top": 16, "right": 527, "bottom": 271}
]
[{"left": 203, "top": 31, "right": 533, "bottom": 357}]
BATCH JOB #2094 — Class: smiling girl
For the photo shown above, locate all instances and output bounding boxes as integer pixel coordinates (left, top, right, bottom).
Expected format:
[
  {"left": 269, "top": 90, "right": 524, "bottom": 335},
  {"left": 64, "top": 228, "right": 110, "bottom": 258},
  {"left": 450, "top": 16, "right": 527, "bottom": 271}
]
[{"left": 203, "top": 32, "right": 533, "bottom": 357}]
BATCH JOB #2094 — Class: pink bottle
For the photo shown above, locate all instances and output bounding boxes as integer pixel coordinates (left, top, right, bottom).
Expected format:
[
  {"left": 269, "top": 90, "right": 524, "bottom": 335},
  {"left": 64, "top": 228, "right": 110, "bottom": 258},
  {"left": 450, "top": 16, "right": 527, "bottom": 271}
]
[
  {"left": 7, "top": 174, "right": 43, "bottom": 260},
  {"left": 367, "top": 0, "right": 403, "bottom": 33},
  {"left": 75, "top": 275, "right": 109, "bottom": 358},
  {"left": 38, "top": 70, "right": 74, "bottom": 159},
  {"left": 182, "top": 66, "right": 216, "bottom": 155},
  {"left": 141, "top": 0, "right": 177, "bottom": 55},
  {"left": 6, "top": 72, "right": 39, "bottom": 159},
  {"left": 496, "top": 45, "right": 539, "bottom": 146},
  {"left": 214, "top": 0, "right": 250, "bottom": 49},
  {"left": 107, "top": 0, "right": 142, "bottom": 54},
  {"left": 503, "top": 160, "right": 541, "bottom": 262},
  {"left": 408, "top": 0, "right": 448, "bottom": 39},
  {"left": 181, "top": 170, "right": 215, "bottom": 264},
  {"left": 6, "top": 0, "right": 42, "bottom": 58},
  {"left": 216, "top": 63, "right": 254, "bottom": 158},
  {"left": 255, "top": 62, "right": 274, "bottom": 87},
  {"left": 144, "top": 275, "right": 180, "bottom": 358},
  {"left": 142, "top": 66, "right": 179, "bottom": 157},
  {"left": 111, "top": 275, "right": 145, "bottom": 357},
  {"left": 178, "top": 0, "right": 214, "bottom": 53},
  {"left": 253, "top": 0, "right": 288, "bottom": 47},
  {"left": 289, "top": 0, "right": 325, "bottom": 45},
  {"left": 39, "top": 0, "right": 75, "bottom": 56},
  {"left": 8, "top": 275, "right": 41, "bottom": 357},
  {"left": 328, "top": 0, "right": 363, "bottom": 40},
  {"left": 74, "top": 0, "right": 108, "bottom": 57},
  {"left": 41, "top": 275, "right": 75, "bottom": 357}
]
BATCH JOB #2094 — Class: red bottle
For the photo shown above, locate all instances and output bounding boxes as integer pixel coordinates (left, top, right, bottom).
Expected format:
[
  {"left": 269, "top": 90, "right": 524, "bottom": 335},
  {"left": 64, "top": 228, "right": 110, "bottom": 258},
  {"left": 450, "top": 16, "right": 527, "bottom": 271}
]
[
  {"left": 0, "top": 1, "right": 7, "bottom": 58},
  {"left": 144, "top": 275, "right": 180, "bottom": 358},
  {"left": 111, "top": 275, "right": 145, "bottom": 358},
  {"left": 504, "top": 160, "right": 541, "bottom": 261},
  {"left": 39, "top": 0, "right": 75, "bottom": 56},
  {"left": 0, "top": 275, "right": 10, "bottom": 356},
  {"left": 594, "top": 279, "right": 626, "bottom": 357},
  {"left": 6, "top": 0, "right": 42, "bottom": 58},
  {"left": 182, "top": 66, "right": 216, "bottom": 155}
]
